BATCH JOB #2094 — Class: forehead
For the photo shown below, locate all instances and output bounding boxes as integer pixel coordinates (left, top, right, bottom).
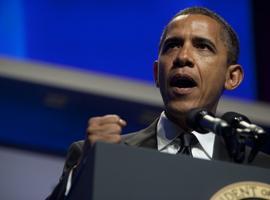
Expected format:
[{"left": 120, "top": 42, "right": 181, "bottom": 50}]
[{"left": 166, "top": 14, "right": 223, "bottom": 43}]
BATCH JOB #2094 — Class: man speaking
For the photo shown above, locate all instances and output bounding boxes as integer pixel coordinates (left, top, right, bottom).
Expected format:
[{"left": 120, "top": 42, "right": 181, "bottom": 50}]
[{"left": 47, "top": 6, "right": 270, "bottom": 200}]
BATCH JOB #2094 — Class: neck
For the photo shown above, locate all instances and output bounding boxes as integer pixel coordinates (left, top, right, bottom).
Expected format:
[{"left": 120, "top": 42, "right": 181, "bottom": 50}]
[
  {"left": 164, "top": 110, "right": 190, "bottom": 132},
  {"left": 164, "top": 105, "right": 218, "bottom": 132}
]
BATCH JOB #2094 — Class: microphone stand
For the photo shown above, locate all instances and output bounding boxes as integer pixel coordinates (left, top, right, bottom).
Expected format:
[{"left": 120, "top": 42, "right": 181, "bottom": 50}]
[
  {"left": 221, "top": 126, "right": 246, "bottom": 163},
  {"left": 233, "top": 128, "right": 269, "bottom": 163}
]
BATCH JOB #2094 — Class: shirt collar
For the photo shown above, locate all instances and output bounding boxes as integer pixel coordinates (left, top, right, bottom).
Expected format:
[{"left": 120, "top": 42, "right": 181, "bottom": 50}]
[
  {"left": 156, "top": 111, "right": 215, "bottom": 157},
  {"left": 157, "top": 111, "right": 183, "bottom": 151},
  {"left": 192, "top": 130, "right": 215, "bottom": 158}
]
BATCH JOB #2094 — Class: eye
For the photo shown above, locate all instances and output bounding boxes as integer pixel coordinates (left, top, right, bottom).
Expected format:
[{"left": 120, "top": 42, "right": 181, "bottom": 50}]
[
  {"left": 195, "top": 43, "right": 213, "bottom": 51},
  {"left": 162, "top": 41, "right": 181, "bottom": 53},
  {"left": 193, "top": 38, "right": 216, "bottom": 54}
]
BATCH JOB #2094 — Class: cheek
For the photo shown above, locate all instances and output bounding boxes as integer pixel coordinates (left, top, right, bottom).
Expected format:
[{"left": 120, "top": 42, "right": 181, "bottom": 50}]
[
  {"left": 202, "top": 69, "right": 227, "bottom": 94},
  {"left": 158, "top": 61, "right": 170, "bottom": 83},
  {"left": 198, "top": 58, "right": 227, "bottom": 86}
]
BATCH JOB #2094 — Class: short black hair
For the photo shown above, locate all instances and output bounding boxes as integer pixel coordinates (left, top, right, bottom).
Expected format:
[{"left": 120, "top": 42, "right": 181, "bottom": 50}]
[{"left": 159, "top": 7, "right": 240, "bottom": 65}]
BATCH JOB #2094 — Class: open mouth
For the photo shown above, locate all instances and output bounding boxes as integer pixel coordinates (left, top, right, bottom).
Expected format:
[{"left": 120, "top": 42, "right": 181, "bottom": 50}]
[{"left": 170, "top": 75, "right": 197, "bottom": 88}]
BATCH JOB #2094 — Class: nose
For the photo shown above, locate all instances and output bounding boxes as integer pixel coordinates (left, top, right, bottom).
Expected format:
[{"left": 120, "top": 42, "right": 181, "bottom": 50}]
[{"left": 173, "top": 43, "right": 194, "bottom": 68}]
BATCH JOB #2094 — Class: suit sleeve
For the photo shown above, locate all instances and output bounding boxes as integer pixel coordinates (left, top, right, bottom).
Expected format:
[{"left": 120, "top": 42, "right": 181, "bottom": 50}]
[{"left": 45, "top": 141, "right": 84, "bottom": 200}]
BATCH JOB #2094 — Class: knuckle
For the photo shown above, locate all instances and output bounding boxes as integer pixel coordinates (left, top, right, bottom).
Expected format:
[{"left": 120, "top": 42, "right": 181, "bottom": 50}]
[
  {"left": 88, "top": 135, "right": 97, "bottom": 143},
  {"left": 109, "top": 124, "right": 121, "bottom": 133},
  {"left": 114, "top": 125, "right": 121, "bottom": 133},
  {"left": 115, "top": 134, "right": 121, "bottom": 141},
  {"left": 112, "top": 134, "right": 121, "bottom": 143},
  {"left": 87, "top": 126, "right": 95, "bottom": 134},
  {"left": 107, "top": 114, "right": 120, "bottom": 120},
  {"left": 88, "top": 117, "right": 99, "bottom": 125},
  {"left": 107, "top": 114, "right": 119, "bottom": 118},
  {"left": 87, "top": 124, "right": 101, "bottom": 135}
]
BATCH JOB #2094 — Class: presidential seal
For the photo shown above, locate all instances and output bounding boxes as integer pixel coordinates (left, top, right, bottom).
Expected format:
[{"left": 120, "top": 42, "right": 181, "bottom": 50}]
[{"left": 210, "top": 181, "right": 270, "bottom": 200}]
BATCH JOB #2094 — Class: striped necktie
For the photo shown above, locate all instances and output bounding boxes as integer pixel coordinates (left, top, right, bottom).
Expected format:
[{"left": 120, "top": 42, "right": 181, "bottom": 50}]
[{"left": 177, "top": 133, "right": 198, "bottom": 155}]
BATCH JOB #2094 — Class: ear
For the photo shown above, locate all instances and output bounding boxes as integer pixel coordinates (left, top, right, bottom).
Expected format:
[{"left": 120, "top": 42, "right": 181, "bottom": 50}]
[
  {"left": 153, "top": 60, "right": 159, "bottom": 87},
  {"left": 224, "top": 64, "right": 244, "bottom": 90}
]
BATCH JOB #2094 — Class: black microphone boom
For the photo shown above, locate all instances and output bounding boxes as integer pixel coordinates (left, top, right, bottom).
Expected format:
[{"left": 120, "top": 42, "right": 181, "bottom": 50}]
[
  {"left": 221, "top": 112, "right": 266, "bottom": 135},
  {"left": 187, "top": 108, "right": 231, "bottom": 136}
]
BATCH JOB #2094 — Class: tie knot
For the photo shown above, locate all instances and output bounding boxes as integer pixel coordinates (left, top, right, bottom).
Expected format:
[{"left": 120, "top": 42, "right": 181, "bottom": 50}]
[
  {"left": 181, "top": 133, "right": 198, "bottom": 147},
  {"left": 176, "top": 133, "right": 198, "bottom": 155}
]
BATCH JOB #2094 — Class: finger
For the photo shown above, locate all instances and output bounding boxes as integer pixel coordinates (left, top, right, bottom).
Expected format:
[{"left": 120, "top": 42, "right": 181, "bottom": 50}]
[
  {"left": 118, "top": 118, "right": 127, "bottom": 126},
  {"left": 87, "top": 123, "right": 122, "bottom": 136},
  {"left": 88, "top": 133, "right": 121, "bottom": 144},
  {"left": 88, "top": 115, "right": 119, "bottom": 125},
  {"left": 98, "top": 114, "right": 127, "bottom": 126},
  {"left": 89, "top": 115, "right": 127, "bottom": 127}
]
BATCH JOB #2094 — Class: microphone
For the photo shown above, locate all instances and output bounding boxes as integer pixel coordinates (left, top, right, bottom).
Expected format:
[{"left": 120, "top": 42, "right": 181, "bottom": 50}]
[
  {"left": 221, "top": 112, "right": 266, "bottom": 135},
  {"left": 221, "top": 112, "right": 268, "bottom": 163},
  {"left": 187, "top": 108, "right": 231, "bottom": 136},
  {"left": 187, "top": 108, "right": 248, "bottom": 162}
]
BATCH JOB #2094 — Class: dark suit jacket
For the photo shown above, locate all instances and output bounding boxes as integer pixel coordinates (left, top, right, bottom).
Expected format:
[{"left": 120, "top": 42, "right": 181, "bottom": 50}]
[{"left": 46, "top": 119, "right": 270, "bottom": 200}]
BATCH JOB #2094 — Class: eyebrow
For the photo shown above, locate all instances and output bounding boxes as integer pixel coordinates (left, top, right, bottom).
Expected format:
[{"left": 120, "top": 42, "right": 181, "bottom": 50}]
[
  {"left": 163, "top": 37, "right": 182, "bottom": 45},
  {"left": 162, "top": 36, "right": 218, "bottom": 53},
  {"left": 192, "top": 36, "right": 217, "bottom": 53}
]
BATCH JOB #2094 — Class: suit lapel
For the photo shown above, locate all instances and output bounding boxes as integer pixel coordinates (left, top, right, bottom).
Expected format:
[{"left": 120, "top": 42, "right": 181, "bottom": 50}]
[{"left": 123, "top": 119, "right": 158, "bottom": 149}]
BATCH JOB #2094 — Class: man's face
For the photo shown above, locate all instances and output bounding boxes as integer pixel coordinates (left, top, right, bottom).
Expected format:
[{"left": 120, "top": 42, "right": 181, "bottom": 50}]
[{"left": 154, "top": 14, "right": 243, "bottom": 121}]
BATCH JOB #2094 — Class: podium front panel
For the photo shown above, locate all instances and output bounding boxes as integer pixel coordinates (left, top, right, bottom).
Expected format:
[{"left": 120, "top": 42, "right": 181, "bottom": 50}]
[{"left": 68, "top": 142, "right": 270, "bottom": 200}]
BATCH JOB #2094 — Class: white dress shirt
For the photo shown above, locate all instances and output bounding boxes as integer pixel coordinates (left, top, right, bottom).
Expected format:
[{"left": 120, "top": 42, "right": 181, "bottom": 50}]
[{"left": 157, "top": 111, "right": 215, "bottom": 160}]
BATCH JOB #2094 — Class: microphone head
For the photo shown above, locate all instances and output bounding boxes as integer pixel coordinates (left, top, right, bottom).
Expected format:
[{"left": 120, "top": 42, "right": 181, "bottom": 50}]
[
  {"left": 186, "top": 108, "right": 213, "bottom": 133},
  {"left": 221, "top": 112, "right": 250, "bottom": 128}
]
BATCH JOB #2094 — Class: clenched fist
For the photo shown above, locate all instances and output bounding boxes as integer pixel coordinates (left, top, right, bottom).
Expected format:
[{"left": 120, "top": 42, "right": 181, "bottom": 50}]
[{"left": 87, "top": 114, "right": 127, "bottom": 144}]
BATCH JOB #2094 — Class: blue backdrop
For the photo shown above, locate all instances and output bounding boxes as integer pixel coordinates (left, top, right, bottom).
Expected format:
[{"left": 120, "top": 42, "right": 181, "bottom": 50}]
[{"left": 0, "top": 0, "right": 256, "bottom": 100}]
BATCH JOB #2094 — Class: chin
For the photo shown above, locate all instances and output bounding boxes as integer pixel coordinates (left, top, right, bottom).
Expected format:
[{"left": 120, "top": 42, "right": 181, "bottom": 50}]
[{"left": 165, "top": 100, "right": 198, "bottom": 117}]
